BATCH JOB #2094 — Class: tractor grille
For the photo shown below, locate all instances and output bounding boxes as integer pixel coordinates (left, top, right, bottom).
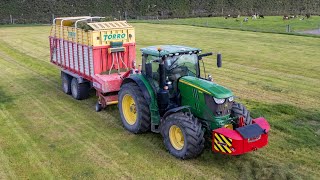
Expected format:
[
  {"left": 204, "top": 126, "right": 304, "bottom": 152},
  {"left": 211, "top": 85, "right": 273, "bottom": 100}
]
[{"left": 204, "top": 94, "right": 232, "bottom": 116}]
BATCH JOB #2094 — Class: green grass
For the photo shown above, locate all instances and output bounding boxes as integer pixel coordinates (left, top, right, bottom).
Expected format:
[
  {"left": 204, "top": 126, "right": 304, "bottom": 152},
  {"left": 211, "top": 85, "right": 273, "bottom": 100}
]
[
  {"left": 0, "top": 24, "right": 320, "bottom": 179},
  {"left": 132, "top": 16, "right": 320, "bottom": 35}
]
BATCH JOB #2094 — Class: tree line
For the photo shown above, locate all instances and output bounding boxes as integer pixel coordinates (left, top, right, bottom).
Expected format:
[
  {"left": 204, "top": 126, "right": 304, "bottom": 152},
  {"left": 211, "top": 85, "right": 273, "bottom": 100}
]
[{"left": 0, "top": 0, "right": 319, "bottom": 24}]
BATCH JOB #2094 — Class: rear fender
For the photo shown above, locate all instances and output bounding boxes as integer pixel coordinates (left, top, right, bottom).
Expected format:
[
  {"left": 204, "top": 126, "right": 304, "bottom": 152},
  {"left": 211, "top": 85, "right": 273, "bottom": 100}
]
[
  {"left": 122, "top": 74, "right": 161, "bottom": 130},
  {"left": 122, "top": 76, "right": 151, "bottom": 104}
]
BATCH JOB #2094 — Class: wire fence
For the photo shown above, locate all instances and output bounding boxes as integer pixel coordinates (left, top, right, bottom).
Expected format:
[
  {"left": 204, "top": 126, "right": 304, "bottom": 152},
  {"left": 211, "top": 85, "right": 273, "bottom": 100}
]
[{"left": 129, "top": 16, "right": 320, "bottom": 36}]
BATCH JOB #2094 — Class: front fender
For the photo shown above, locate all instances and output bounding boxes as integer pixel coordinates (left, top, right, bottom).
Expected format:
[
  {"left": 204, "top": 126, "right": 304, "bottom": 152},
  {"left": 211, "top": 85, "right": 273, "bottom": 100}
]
[{"left": 162, "top": 106, "right": 191, "bottom": 120}]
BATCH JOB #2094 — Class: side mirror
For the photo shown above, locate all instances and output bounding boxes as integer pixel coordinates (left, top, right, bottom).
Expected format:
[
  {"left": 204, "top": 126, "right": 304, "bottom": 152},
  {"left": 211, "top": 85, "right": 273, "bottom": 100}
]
[{"left": 217, "top": 53, "right": 222, "bottom": 68}]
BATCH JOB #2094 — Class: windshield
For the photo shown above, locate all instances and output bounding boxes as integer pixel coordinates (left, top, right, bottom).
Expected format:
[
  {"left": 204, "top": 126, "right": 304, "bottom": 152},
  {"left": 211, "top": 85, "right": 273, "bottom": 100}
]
[{"left": 165, "top": 54, "right": 198, "bottom": 76}]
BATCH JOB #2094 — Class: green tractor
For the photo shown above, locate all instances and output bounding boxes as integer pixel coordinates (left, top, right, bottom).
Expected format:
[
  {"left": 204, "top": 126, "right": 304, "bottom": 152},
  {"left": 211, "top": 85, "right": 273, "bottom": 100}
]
[{"left": 118, "top": 45, "right": 269, "bottom": 159}]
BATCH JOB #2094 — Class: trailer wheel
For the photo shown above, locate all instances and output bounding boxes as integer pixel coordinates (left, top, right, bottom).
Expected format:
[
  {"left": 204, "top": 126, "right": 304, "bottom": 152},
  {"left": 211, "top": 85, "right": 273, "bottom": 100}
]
[
  {"left": 71, "top": 78, "right": 89, "bottom": 100},
  {"left": 231, "top": 102, "right": 252, "bottom": 125},
  {"left": 118, "top": 83, "right": 151, "bottom": 133},
  {"left": 95, "top": 102, "right": 102, "bottom": 112},
  {"left": 61, "top": 72, "right": 71, "bottom": 94},
  {"left": 161, "top": 112, "right": 205, "bottom": 159}
]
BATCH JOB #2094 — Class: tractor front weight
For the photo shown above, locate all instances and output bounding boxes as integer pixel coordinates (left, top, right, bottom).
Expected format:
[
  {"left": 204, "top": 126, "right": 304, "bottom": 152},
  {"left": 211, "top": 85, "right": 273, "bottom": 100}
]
[{"left": 212, "top": 117, "right": 270, "bottom": 155}]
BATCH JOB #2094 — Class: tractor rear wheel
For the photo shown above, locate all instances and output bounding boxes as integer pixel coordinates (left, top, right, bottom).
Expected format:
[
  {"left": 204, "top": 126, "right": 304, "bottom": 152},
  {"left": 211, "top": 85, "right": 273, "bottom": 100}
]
[
  {"left": 231, "top": 102, "right": 252, "bottom": 125},
  {"left": 161, "top": 112, "right": 205, "bottom": 159},
  {"left": 61, "top": 72, "right": 71, "bottom": 94},
  {"left": 118, "top": 83, "right": 151, "bottom": 133},
  {"left": 71, "top": 78, "right": 90, "bottom": 100}
]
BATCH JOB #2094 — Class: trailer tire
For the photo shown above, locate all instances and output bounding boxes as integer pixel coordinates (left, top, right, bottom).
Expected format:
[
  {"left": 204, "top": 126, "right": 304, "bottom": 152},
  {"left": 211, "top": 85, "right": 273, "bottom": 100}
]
[
  {"left": 61, "top": 72, "right": 71, "bottom": 94},
  {"left": 231, "top": 102, "right": 252, "bottom": 125},
  {"left": 95, "top": 102, "right": 102, "bottom": 112},
  {"left": 71, "top": 78, "right": 89, "bottom": 100},
  {"left": 118, "top": 83, "right": 151, "bottom": 133},
  {"left": 161, "top": 112, "right": 205, "bottom": 159}
]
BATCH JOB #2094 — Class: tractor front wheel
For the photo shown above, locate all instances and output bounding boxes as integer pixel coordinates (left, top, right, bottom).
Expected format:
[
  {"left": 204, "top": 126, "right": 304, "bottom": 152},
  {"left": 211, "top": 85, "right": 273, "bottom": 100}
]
[
  {"left": 118, "top": 83, "right": 151, "bottom": 133},
  {"left": 231, "top": 102, "right": 252, "bottom": 125},
  {"left": 161, "top": 112, "right": 205, "bottom": 159}
]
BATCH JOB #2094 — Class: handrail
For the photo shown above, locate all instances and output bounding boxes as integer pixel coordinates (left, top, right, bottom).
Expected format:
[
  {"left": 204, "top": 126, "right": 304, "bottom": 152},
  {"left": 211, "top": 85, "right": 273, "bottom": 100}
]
[
  {"left": 53, "top": 16, "right": 91, "bottom": 25},
  {"left": 74, "top": 16, "right": 105, "bottom": 29}
]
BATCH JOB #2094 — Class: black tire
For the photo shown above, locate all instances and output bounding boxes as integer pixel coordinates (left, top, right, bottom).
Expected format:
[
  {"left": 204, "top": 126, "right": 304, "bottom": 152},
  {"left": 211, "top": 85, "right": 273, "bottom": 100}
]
[
  {"left": 95, "top": 102, "right": 102, "bottom": 112},
  {"left": 118, "top": 83, "right": 151, "bottom": 133},
  {"left": 161, "top": 112, "right": 205, "bottom": 159},
  {"left": 71, "top": 78, "right": 90, "bottom": 100},
  {"left": 61, "top": 72, "right": 71, "bottom": 94},
  {"left": 231, "top": 102, "right": 252, "bottom": 125}
]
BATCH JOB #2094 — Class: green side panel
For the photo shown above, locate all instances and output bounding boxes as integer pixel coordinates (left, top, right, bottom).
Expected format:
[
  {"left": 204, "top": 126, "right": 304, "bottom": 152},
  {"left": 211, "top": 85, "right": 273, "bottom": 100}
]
[
  {"left": 178, "top": 81, "right": 205, "bottom": 118},
  {"left": 130, "top": 74, "right": 160, "bottom": 125},
  {"left": 178, "top": 77, "right": 234, "bottom": 131},
  {"left": 179, "top": 76, "right": 233, "bottom": 99}
]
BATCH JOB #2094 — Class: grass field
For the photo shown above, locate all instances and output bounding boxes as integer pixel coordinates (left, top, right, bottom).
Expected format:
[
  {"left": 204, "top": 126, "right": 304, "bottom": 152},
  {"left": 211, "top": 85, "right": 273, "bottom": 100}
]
[
  {"left": 0, "top": 23, "right": 320, "bottom": 179},
  {"left": 134, "top": 16, "right": 320, "bottom": 35}
]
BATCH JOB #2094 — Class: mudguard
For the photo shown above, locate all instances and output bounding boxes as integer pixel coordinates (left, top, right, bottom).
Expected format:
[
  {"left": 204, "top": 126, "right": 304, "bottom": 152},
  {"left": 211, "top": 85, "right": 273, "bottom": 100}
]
[
  {"left": 121, "top": 74, "right": 161, "bottom": 130},
  {"left": 121, "top": 75, "right": 151, "bottom": 104},
  {"left": 212, "top": 117, "right": 270, "bottom": 155}
]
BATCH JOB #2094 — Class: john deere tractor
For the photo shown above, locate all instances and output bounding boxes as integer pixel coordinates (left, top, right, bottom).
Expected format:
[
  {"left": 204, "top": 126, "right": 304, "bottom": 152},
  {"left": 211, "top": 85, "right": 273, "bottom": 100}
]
[{"left": 119, "top": 45, "right": 269, "bottom": 159}]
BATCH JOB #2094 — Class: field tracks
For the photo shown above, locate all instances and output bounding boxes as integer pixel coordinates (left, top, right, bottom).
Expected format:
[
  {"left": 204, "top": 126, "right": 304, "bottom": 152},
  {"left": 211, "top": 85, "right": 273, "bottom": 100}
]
[
  {"left": 0, "top": 41, "right": 134, "bottom": 178},
  {"left": 0, "top": 108, "right": 56, "bottom": 178},
  {"left": 0, "top": 144, "right": 16, "bottom": 179}
]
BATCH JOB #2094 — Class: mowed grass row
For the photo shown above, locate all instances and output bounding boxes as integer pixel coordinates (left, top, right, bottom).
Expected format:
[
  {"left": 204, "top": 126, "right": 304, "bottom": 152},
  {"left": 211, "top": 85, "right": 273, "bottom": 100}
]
[
  {"left": 0, "top": 24, "right": 319, "bottom": 179},
  {"left": 134, "top": 16, "right": 320, "bottom": 34}
]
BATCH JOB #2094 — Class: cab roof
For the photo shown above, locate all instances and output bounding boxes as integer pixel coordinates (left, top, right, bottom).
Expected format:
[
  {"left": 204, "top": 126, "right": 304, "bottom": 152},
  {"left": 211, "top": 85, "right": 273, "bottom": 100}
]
[{"left": 140, "top": 45, "right": 201, "bottom": 57}]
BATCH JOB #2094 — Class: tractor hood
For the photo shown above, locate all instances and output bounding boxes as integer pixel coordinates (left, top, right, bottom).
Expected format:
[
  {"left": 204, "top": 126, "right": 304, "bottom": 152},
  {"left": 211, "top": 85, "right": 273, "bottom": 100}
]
[{"left": 178, "top": 76, "right": 233, "bottom": 99}]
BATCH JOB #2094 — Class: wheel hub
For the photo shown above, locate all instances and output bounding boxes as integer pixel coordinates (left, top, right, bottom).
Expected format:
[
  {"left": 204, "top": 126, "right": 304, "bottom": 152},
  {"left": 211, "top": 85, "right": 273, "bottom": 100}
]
[
  {"left": 169, "top": 125, "right": 184, "bottom": 150},
  {"left": 122, "top": 94, "right": 137, "bottom": 125},
  {"left": 130, "top": 104, "right": 136, "bottom": 113}
]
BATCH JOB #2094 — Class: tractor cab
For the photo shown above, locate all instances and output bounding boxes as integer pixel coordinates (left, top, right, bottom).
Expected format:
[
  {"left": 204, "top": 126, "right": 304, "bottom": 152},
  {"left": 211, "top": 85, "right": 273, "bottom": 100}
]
[{"left": 140, "top": 45, "right": 212, "bottom": 93}]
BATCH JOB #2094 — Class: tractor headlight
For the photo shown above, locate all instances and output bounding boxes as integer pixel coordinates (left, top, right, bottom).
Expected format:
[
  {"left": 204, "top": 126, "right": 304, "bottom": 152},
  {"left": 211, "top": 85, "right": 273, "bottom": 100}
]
[
  {"left": 213, "top": 97, "right": 225, "bottom": 104},
  {"left": 228, "top": 96, "right": 234, "bottom": 102}
]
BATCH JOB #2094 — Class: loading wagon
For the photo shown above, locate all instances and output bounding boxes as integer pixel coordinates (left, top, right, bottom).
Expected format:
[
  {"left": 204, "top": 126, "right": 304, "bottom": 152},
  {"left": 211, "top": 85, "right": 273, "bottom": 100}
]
[{"left": 49, "top": 16, "right": 136, "bottom": 108}]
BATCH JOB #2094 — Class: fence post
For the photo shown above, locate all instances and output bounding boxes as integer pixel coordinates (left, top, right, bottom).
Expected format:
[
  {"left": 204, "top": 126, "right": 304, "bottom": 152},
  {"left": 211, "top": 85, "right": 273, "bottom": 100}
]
[
  {"left": 286, "top": 25, "right": 291, "bottom": 33},
  {"left": 10, "top": 14, "right": 13, "bottom": 24},
  {"left": 289, "top": 25, "right": 291, "bottom": 32}
]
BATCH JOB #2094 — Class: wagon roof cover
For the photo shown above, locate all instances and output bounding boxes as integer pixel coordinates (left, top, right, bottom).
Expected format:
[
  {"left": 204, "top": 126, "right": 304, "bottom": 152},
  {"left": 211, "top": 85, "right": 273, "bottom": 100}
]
[{"left": 87, "top": 21, "right": 133, "bottom": 30}]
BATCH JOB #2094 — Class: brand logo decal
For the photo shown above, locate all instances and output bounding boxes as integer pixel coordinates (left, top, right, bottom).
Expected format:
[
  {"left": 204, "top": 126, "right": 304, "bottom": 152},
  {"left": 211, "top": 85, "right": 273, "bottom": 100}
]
[{"left": 103, "top": 33, "right": 126, "bottom": 41}]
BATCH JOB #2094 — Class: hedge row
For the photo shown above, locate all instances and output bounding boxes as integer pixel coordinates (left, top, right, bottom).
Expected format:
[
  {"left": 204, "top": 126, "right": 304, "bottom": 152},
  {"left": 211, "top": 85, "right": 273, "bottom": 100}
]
[{"left": 0, "top": 0, "right": 319, "bottom": 24}]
